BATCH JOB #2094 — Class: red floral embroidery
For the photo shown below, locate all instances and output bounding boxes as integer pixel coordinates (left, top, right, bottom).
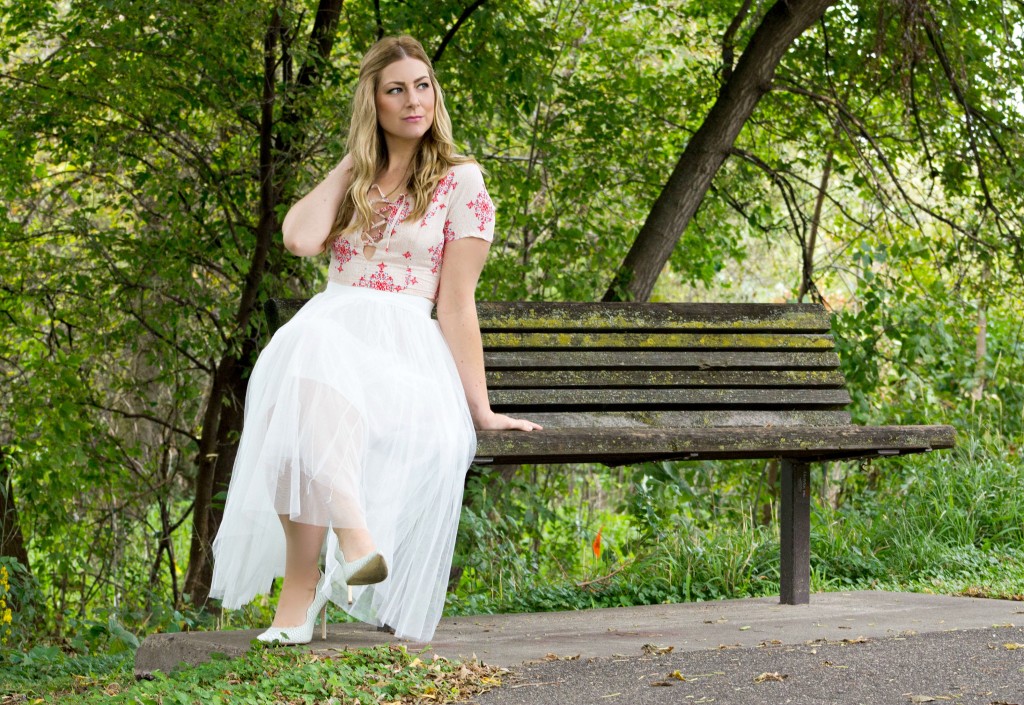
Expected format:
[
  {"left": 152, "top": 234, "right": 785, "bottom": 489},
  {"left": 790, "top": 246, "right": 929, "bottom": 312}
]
[
  {"left": 428, "top": 219, "right": 458, "bottom": 274},
  {"left": 332, "top": 238, "right": 357, "bottom": 272},
  {"left": 428, "top": 244, "right": 443, "bottom": 274},
  {"left": 403, "top": 251, "right": 412, "bottom": 259},
  {"left": 420, "top": 171, "right": 457, "bottom": 226},
  {"left": 395, "top": 196, "right": 411, "bottom": 223},
  {"left": 467, "top": 190, "right": 495, "bottom": 232},
  {"left": 356, "top": 262, "right": 406, "bottom": 293}
]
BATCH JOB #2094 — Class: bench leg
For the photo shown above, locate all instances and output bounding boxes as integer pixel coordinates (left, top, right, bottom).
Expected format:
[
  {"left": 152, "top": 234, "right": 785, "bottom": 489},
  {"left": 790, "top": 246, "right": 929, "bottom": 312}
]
[{"left": 779, "top": 459, "right": 811, "bottom": 605}]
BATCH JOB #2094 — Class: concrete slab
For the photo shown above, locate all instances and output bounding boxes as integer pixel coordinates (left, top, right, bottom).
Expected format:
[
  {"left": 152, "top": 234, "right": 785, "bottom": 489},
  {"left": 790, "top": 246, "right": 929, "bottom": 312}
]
[{"left": 134, "top": 590, "right": 1024, "bottom": 677}]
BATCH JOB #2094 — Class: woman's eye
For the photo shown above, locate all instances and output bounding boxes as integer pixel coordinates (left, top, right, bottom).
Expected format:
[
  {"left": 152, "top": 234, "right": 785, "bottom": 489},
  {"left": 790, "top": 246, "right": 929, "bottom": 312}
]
[
  {"left": 417, "top": 82, "right": 430, "bottom": 90},
  {"left": 387, "top": 87, "right": 402, "bottom": 94}
]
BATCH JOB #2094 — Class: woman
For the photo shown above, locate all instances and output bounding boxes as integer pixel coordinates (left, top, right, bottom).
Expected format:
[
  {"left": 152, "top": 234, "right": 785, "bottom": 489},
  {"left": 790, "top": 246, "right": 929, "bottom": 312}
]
[{"left": 210, "top": 35, "right": 540, "bottom": 644}]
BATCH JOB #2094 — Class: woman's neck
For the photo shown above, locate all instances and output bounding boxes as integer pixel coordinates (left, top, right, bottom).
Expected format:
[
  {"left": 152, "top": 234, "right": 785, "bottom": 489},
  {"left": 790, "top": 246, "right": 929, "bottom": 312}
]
[{"left": 382, "top": 137, "right": 420, "bottom": 176}]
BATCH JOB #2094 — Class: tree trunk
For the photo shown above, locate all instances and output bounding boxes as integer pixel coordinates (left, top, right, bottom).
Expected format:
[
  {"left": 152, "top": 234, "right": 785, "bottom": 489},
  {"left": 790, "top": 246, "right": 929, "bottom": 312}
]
[
  {"left": 182, "top": 352, "right": 246, "bottom": 606},
  {"left": 798, "top": 149, "right": 834, "bottom": 302},
  {"left": 604, "top": 0, "right": 837, "bottom": 302},
  {"left": 0, "top": 450, "right": 30, "bottom": 570}
]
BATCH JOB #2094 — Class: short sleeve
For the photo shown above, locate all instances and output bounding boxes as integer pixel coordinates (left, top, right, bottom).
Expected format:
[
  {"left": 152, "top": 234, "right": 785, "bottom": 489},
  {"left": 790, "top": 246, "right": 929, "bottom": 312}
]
[{"left": 444, "top": 163, "right": 495, "bottom": 243}]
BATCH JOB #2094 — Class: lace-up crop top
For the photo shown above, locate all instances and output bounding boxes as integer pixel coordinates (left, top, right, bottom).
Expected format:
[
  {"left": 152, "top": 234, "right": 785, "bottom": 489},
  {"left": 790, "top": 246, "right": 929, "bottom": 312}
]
[{"left": 328, "top": 162, "right": 495, "bottom": 301}]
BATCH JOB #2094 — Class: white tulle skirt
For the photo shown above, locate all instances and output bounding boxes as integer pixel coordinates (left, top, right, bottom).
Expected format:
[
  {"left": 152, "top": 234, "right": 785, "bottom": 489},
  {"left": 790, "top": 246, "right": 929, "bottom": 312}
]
[{"left": 210, "top": 283, "right": 475, "bottom": 642}]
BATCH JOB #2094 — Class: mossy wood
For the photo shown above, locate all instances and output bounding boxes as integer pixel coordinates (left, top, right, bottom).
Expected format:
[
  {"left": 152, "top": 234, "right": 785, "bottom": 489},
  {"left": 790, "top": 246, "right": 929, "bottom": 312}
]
[{"left": 265, "top": 297, "right": 956, "bottom": 605}]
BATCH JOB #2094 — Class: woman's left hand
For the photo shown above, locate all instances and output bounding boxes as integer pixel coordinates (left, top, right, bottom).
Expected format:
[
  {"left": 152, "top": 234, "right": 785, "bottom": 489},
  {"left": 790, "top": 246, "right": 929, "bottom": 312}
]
[{"left": 474, "top": 410, "right": 543, "bottom": 432}]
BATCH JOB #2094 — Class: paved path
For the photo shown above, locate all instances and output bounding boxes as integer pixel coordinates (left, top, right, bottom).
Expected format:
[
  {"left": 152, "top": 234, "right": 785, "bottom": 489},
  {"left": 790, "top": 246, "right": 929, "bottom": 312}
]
[
  {"left": 475, "top": 626, "right": 1024, "bottom": 705},
  {"left": 135, "top": 591, "right": 1024, "bottom": 703}
]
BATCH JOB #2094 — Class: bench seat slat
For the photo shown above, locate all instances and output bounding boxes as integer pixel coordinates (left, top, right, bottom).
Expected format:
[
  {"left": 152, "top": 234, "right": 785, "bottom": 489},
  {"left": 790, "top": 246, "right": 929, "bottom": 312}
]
[
  {"left": 476, "top": 302, "right": 831, "bottom": 332},
  {"left": 486, "top": 369, "right": 847, "bottom": 389},
  {"left": 512, "top": 410, "right": 853, "bottom": 428},
  {"left": 474, "top": 425, "right": 956, "bottom": 465},
  {"left": 483, "top": 350, "right": 842, "bottom": 370},
  {"left": 482, "top": 331, "right": 835, "bottom": 350},
  {"left": 490, "top": 388, "right": 852, "bottom": 409}
]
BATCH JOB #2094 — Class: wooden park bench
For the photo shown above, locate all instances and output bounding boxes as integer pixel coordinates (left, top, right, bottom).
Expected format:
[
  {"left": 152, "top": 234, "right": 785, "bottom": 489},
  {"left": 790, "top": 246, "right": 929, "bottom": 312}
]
[{"left": 266, "top": 299, "right": 956, "bottom": 606}]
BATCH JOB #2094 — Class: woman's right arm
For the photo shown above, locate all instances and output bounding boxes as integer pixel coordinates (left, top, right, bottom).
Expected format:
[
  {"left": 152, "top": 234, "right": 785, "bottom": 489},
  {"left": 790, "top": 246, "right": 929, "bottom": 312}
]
[{"left": 281, "top": 154, "right": 353, "bottom": 257}]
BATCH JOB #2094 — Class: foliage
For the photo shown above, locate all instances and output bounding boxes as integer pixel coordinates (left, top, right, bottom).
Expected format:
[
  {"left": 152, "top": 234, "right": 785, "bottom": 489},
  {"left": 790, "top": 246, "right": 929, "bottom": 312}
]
[
  {"left": 832, "top": 242, "right": 1024, "bottom": 436},
  {"left": 1, "top": 643, "right": 504, "bottom": 704},
  {"left": 0, "top": 556, "right": 41, "bottom": 652},
  {"left": 450, "top": 433, "right": 1024, "bottom": 613},
  {"left": 0, "top": 562, "right": 12, "bottom": 645}
]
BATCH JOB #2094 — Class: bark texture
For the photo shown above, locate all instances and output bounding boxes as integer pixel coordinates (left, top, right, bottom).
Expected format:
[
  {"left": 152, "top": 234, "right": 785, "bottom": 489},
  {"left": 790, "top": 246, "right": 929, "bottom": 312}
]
[
  {"left": 604, "top": 0, "right": 837, "bottom": 302},
  {"left": 0, "top": 451, "right": 30, "bottom": 570}
]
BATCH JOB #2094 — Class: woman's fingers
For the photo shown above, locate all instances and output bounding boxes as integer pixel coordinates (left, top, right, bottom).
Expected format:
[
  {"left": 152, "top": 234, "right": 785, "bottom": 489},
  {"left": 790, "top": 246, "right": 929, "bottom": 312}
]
[
  {"left": 499, "top": 414, "right": 542, "bottom": 431},
  {"left": 477, "top": 413, "right": 543, "bottom": 431}
]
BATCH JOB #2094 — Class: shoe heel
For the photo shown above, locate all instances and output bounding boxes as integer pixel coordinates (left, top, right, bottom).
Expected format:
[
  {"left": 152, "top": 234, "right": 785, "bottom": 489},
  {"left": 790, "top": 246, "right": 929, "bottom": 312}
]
[{"left": 320, "top": 604, "right": 327, "bottom": 641}]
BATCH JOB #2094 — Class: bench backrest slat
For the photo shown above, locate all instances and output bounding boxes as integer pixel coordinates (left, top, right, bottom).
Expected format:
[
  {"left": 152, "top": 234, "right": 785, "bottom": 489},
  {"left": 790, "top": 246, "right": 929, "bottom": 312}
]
[
  {"left": 476, "top": 301, "right": 831, "bottom": 332},
  {"left": 487, "top": 369, "right": 846, "bottom": 389},
  {"left": 482, "top": 331, "right": 835, "bottom": 351},
  {"left": 489, "top": 388, "right": 851, "bottom": 410},
  {"left": 483, "top": 350, "right": 842, "bottom": 370}
]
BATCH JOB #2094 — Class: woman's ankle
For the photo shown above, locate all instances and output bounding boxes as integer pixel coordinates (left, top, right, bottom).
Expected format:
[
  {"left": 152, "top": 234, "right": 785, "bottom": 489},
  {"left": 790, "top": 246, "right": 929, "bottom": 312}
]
[{"left": 335, "top": 528, "right": 376, "bottom": 561}]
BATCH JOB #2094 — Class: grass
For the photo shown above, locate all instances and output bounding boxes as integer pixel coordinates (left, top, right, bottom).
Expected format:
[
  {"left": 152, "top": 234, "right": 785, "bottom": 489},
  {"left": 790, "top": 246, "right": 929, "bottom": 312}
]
[
  {"left": 1, "top": 644, "right": 505, "bottom": 704},
  {"left": 4, "top": 433, "right": 1021, "bottom": 702},
  {"left": 447, "top": 432, "right": 1024, "bottom": 614}
]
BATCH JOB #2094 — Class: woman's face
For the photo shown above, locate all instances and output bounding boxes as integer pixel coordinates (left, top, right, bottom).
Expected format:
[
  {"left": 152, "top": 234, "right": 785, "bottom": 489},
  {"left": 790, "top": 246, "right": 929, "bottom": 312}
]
[{"left": 375, "top": 58, "right": 435, "bottom": 145}]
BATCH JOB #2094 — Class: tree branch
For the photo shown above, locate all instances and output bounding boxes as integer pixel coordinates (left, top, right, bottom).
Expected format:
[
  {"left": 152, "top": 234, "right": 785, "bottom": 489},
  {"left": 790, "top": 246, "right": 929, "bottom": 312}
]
[
  {"left": 721, "top": 0, "right": 754, "bottom": 82},
  {"left": 433, "top": 0, "right": 488, "bottom": 64},
  {"left": 295, "top": 0, "right": 345, "bottom": 90},
  {"left": 87, "top": 403, "right": 200, "bottom": 445},
  {"left": 604, "top": 0, "right": 837, "bottom": 302}
]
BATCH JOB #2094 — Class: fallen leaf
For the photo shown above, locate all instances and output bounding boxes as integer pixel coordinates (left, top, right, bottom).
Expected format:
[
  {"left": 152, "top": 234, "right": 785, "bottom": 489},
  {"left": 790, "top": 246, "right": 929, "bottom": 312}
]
[
  {"left": 668, "top": 670, "right": 686, "bottom": 681},
  {"left": 754, "top": 672, "right": 788, "bottom": 683},
  {"left": 758, "top": 639, "right": 782, "bottom": 647},
  {"left": 641, "top": 643, "right": 674, "bottom": 655},
  {"left": 650, "top": 681, "right": 674, "bottom": 687},
  {"left": 841, "top": 636, "right": 869, "bottom": 644},
  {"left": 992, "top": 623, "right": 1015, "bottom": 628},
  {"left": 543, "top": 652, "right": 581, "bottom": 661},
  {"left": 739, "top": 625, "right": 752, "bottom": 631},
  {"left": 1004, "top": 643, "right": 1024, "bottom": 650}
]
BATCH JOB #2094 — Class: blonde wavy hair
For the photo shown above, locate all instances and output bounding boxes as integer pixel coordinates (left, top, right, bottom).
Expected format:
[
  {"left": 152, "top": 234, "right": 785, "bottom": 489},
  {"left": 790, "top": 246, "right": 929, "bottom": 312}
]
[{"left": 324, "top": 36, "right": 475, "bottom": 251}]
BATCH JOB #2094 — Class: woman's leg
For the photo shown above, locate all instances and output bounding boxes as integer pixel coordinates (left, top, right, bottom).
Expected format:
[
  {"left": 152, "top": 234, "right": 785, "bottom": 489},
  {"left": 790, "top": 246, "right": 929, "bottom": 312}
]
[
  {"left": 297, "top": 380, "right": 379, "bottom": 562},
  {"left": 271, "top": 516, "right": 326, "bottom": 627}
]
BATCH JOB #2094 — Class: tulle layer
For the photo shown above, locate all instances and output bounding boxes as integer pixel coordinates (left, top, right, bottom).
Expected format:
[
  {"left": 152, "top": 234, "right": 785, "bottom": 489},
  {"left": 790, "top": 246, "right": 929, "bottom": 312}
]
[{"left": 210, "top": 283, "right": 475, "bottom": 642}]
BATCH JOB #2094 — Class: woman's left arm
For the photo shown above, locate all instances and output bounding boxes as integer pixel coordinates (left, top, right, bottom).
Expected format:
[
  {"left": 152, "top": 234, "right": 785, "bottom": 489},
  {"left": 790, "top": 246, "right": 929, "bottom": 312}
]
[{"left": 435, "top": 238, "right": 542, "bottom": 432}]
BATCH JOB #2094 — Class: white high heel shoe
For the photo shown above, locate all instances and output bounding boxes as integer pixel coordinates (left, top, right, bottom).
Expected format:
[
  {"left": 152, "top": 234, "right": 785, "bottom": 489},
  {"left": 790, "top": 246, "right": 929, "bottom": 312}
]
[{"left": 257, "top": 573, "right": 330, "bottom": 645}]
